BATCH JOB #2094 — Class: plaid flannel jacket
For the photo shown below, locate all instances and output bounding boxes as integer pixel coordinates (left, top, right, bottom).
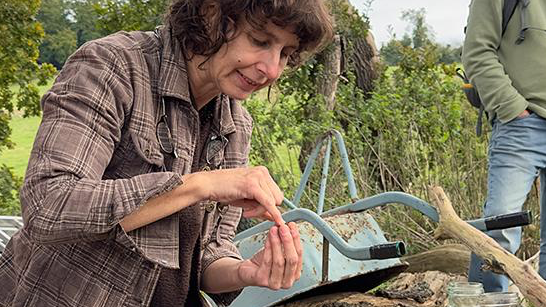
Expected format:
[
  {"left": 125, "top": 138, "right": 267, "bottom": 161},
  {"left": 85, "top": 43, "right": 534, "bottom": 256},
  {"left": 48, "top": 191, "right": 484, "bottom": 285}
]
[{"left": 0, "top": 25, "right": 252, "bottom": 307}]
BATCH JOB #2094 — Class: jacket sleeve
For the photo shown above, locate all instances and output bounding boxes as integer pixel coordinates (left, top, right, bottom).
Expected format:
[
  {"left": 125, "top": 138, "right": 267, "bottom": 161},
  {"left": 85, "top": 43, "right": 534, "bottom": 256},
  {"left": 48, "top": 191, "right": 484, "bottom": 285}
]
[
  {"left": 20, "top": 40, "right": 182, "bottom": 245},
  {"left": 462, "top": 0, "right": 528, "bottom": 123}
]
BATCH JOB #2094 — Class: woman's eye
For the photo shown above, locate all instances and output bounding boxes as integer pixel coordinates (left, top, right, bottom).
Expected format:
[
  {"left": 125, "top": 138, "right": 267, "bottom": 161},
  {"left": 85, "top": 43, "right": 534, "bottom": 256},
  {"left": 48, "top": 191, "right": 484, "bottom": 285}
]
[
  {"left": 281, "top": 49, "right": 294, "bottom": 59},
  {"left": 251, "top": 36, "right": 269, "bottom": 47}
]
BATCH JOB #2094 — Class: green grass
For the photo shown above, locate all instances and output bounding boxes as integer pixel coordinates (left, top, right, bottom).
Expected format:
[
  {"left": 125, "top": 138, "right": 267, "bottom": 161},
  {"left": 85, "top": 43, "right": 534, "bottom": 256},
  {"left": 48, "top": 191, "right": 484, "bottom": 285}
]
[
  {"left": 0, "top": 78, "right": 54, "bottom": 177},
  {"left": 0, "top": 115, "right": 42, "bottom": 177}
]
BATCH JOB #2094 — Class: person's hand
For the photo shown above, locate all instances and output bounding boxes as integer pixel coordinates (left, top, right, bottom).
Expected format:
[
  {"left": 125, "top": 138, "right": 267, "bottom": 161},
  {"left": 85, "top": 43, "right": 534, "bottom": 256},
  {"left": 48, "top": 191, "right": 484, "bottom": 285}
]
[
  {"left": 237, "top": 222, "right": 303, "bottom": 290},
  {"left": 196, "top": 166, "right": 285, "bottom": 225},
  {"left": 517, "top": 109, "right": 531, "bottom": 118}
]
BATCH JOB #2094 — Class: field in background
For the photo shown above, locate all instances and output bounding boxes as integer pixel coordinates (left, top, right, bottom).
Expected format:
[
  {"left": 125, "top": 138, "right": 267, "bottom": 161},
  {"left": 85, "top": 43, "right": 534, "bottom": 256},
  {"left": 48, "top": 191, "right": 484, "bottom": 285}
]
[
  {"left": 0, "top": 116, "right": 42, "bottom": 177},
  {"left": 0, "top": 79, "right": 53, "bottom": 177}
]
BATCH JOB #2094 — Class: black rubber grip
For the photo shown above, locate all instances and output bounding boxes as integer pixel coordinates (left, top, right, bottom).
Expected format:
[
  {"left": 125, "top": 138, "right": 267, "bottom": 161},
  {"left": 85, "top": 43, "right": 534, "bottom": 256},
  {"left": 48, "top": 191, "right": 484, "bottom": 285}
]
[
  {"left": 485, "top": 211, "right": 532, "bottom": 231},
  {"left": 369, "top": 242, "right": 406, "bottom": 259}
]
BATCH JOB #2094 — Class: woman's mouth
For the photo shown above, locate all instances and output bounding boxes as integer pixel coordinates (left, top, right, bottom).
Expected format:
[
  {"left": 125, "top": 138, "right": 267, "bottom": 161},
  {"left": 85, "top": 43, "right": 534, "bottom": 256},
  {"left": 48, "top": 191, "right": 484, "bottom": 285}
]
[{"left": 237, "top": 71, "right": 260, "bottom": 87}]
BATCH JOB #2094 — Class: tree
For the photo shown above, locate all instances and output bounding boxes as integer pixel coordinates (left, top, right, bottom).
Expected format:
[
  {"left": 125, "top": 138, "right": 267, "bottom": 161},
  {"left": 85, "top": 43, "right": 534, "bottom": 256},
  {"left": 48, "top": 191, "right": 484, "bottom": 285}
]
[
  {"left": 39, "top": 28, "right": 78, "bottom": 69},
  {"left": 380, "top": 8, "right": 461, "bottom": 66},
  {"left": 0, "top": 0, "right": 56, "bottom": 214},
  {"left": 93, "top": 0, "right": 169, "bottom": 34},
  {"left": 70, "top": 0, "right": 103, "bottom": 47},
  {"left": 37, "top": 0, "right": 104, "bottom": 69},
  {"left": 401, "top": 8, "right": 434, "bottom": 49},
  {"left": 438, "top": 44, "right": 462, "bottom": 64},
  {"left": 37, "top": 0, "right": 78, "bottom": 68}
]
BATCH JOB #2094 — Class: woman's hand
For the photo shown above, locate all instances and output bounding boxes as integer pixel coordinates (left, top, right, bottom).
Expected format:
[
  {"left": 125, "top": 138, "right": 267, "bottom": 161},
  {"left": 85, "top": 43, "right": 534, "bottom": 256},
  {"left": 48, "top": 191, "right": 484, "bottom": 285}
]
[
  {"left": 197, "top": 166, "right": 285, "bottom": 225},
  {"left": 237, "top": 222, "right": 303, "bottom": 290}
]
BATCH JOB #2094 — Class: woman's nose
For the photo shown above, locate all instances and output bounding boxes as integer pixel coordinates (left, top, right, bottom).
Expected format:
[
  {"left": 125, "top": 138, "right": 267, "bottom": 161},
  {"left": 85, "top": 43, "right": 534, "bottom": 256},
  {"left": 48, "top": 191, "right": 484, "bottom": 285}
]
[{"left": 256, "top": 51, "right": 283, "bottom": 80}]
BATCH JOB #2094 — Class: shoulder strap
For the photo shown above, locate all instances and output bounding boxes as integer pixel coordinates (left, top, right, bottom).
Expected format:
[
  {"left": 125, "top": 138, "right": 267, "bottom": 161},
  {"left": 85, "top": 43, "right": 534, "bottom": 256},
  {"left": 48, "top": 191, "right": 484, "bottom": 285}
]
[{"left": 502, "top": 0, "right": 520, "bottom": 35}]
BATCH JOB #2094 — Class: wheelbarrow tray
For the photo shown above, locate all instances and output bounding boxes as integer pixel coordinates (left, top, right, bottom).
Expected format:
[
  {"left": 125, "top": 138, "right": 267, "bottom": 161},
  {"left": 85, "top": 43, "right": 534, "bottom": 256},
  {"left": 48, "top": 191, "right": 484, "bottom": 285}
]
[{"left": 230, "top": 210, "right": 408, "bottom": 307}]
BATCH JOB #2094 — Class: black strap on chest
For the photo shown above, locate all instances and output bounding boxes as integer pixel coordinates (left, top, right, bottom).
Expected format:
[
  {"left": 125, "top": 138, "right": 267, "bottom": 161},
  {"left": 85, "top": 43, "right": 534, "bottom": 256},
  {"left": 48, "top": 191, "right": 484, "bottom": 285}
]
[{"left": 502, "top": 0, "right": 520, "bottom": 35}]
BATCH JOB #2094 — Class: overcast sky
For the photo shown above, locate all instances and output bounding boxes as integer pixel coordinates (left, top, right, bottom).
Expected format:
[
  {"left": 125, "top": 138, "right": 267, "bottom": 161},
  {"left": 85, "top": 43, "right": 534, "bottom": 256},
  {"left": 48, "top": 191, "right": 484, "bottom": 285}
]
[{"left": 349, "top": 0, "right": 473, "bottom": 47}]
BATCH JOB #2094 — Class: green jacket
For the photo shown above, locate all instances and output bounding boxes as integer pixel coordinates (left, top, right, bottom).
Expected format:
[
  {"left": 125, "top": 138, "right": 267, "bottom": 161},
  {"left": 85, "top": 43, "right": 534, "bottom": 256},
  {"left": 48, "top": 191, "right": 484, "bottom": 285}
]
[{"left": 462, "top": 0, "right": 546, "bottom": 123}]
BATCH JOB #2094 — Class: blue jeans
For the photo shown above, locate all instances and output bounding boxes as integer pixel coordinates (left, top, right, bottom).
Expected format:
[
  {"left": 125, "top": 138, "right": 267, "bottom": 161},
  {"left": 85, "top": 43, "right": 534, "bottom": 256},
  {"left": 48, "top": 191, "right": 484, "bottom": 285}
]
[{"left": 468, "top": 113, "right": 546, "bottom": 292}]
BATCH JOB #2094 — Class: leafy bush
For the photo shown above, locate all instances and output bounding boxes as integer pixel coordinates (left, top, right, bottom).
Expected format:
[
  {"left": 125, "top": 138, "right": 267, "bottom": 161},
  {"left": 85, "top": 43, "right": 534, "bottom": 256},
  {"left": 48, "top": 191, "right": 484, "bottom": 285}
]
[
  {"left": 0, "top": 165, "right": 22, "bottom": 216},
  {"left": 0, "top": 0, "right": 56, "bottom": 216},
  {"left": 346, "top": 44, "right": 489, "bottom": 253}
]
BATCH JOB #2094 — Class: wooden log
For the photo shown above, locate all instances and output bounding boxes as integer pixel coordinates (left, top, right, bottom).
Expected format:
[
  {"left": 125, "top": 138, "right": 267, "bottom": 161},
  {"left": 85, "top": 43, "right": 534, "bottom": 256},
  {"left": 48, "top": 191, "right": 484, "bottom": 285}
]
[
  {"left": 317, "top": 34, "right": 342, "bottom": 112},
  {"left": 402, "top": 244, "right": 470, "bottom": 274},
  {"left": 429, "top": 186, "right": 546, "bottom": 306},
  {"left": 280, "top": 271, "right": 461, "bottom": 307}
]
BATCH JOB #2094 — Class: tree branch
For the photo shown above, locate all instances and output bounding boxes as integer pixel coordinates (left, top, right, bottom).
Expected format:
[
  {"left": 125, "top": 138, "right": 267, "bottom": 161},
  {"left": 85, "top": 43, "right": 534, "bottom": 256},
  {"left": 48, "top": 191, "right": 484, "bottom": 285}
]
[{"left": 428, "top": 186, "right": 546, "bottom": 306}]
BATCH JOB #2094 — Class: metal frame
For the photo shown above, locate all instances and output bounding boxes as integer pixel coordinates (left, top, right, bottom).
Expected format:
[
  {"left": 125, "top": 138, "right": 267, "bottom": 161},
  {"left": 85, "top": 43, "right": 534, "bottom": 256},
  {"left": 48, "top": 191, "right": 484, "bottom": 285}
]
[{"left": 0, "top": 215, "right": 23, "bottom": 254}]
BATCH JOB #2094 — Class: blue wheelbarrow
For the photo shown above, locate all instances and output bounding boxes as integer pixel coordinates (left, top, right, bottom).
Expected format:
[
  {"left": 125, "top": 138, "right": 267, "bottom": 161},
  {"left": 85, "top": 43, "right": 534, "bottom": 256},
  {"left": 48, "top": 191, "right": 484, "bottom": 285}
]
[{"left": 204, "top": 129, "right": 531, "bottom": 307}]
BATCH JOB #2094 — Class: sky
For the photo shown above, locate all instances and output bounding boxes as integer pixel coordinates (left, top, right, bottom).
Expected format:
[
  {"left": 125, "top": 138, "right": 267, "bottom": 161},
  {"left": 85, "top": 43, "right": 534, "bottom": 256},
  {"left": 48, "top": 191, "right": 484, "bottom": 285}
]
[{"left": 349, "top": 0, "right": 473, "bottom": 47}]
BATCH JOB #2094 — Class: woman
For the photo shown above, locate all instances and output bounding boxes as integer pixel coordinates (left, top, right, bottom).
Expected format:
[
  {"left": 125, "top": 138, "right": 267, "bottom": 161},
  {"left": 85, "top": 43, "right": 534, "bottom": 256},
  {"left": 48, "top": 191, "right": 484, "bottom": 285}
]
[{"left": 0, "top": 0, "right": 333, "bottom": 306}]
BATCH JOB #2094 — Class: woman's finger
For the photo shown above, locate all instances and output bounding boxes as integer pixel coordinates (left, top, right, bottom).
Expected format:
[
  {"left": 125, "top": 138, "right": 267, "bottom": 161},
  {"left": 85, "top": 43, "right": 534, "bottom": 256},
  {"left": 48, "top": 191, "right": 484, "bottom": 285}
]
[
  {"left": 268, "top": 226, "right": 284, "bottom": 290},
  {"left": 279, "top": 224, "right": 298, "bottom": 289},
  {"left": 264, "top": 170, "right": 284, "bottom": 205},
  {"left": 231, "top": 199, "right": 270, "bottom": 220},
  {"left": 248, "top": 182, "right": 284, "bottom": 225},
  {"left": 261, "top": 211, "right": 274, "bottom": 222},
  {"left": 259, "top": 177, "right": 284, "bottom": 224},
  {"left": 256, "top": 233, "right": 273, "bottom": 287},
  {"left": 288, "top": 222, "right": 303, "bottom": 280}
]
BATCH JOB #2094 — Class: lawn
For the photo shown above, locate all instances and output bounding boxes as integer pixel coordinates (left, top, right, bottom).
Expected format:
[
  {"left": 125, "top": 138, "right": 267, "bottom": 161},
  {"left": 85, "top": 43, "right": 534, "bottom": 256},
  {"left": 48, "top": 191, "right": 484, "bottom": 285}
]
[
  {"left": 0, "top": 115, "right": 42, "bottom": 177},
  {"left": 0, "top": 79, "right": 53, "bottom": 177}
]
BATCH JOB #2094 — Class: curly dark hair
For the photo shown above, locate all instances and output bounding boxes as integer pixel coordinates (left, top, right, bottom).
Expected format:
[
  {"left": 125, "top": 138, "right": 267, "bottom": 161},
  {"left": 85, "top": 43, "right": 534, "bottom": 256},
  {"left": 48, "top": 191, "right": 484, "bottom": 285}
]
[{"left": 167, "top": 0, "right": 334, "bottom": 66}]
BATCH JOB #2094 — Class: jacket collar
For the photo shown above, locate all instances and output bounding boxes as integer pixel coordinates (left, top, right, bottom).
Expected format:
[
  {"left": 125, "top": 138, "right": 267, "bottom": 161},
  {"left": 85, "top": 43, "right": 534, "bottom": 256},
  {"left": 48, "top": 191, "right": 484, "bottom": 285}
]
[{"left": 156, "top": 25, "right": 235, "bottom": 136}]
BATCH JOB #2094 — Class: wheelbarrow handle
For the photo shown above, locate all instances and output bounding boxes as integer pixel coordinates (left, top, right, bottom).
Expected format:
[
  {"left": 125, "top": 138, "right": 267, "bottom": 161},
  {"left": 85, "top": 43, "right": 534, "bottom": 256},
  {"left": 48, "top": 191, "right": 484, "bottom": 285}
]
[
  {"left": 322, "top": 192, "right": 531, "bottom": 231},
  {"left": 467, "top": 211, "right": 532, "bottom": 231},
  {"left": 235, "top": 207, "right": 406, "bottom": 260},
  {"left": 370, "top": 242, "right": 407, "bottom": 260}
]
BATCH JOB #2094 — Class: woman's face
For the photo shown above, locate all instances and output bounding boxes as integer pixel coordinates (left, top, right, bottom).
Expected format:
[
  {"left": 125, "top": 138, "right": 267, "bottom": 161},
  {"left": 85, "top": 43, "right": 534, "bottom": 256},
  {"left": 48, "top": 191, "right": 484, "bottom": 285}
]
[{"left": 204, "top": 20, "right": 300, "bottom": 100}]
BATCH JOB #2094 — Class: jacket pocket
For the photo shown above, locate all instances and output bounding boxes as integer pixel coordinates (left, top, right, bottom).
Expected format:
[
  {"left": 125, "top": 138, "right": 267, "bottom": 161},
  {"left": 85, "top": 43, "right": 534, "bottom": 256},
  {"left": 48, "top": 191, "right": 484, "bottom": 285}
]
[{"left": 110, "top": 132, "right": 164, "bottom": 178}]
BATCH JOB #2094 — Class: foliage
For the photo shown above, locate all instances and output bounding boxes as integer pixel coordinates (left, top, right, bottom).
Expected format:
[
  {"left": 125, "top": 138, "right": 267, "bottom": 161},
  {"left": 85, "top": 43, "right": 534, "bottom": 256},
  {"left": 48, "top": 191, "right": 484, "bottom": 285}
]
[
  {"left": 37, "top": 0, "right": 76, "bottom": 68},
  {"left": 39, "top": 28, "right": 78, "bottom": 68},
  {"left": 37, "top": 0, "right": 103, "bottom": 68},
  {"left": 380, "top": 8, "right": 461, "bottom": 66},
  {"left": 0, "top": 166, "right": 22, "bottom": 216},
  {"left": 438, "top": 44, "right": 463, "bottom": 64},
  {"left": 93, "top": 0, "right": 169, "bottom": 34},
  {"left": 0, "top": 114, "right": 47, "bottom": 178},
  {"left": 35, "top": 0, "right": 169, "bottom": 69},
  {"left": 401, "top": 8, "right": 434, "bottom": 49},
  {"left": 70, "top": 0, "right": 103, "bottom": 46},
  {"left": 350, "top": 45, "right": 489, "bottom": 252},
  {"left": 0, "top": 0, "right": 55, "bottom": 214},
  {"left": 379, "top": 37, "right": 409, "bottom": 68}
]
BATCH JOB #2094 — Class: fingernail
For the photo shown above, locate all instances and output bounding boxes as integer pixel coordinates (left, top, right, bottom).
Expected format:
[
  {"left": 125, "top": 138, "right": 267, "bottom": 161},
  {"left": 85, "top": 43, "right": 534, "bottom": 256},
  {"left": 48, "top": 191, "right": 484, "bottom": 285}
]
[{"left": 279, "top": 224, "right": 289, "bottom": 235}]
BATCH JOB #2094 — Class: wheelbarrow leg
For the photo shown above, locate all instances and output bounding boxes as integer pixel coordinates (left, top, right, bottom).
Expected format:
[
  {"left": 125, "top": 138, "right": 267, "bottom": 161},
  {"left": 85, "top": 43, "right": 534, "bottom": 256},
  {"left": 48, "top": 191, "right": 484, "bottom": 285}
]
[{"left": 322, "top": 237, "right": 329, "bottom": 283}]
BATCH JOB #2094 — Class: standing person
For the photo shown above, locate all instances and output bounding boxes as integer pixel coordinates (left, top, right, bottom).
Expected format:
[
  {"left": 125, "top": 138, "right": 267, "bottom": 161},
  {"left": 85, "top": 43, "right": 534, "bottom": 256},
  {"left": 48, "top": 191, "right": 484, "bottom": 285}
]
[
  {"left": 463, "top": 0, "right": 546, "bottom": 292},
  {"left": 0, "top": 0, "right": 333, "bottom": 306}
]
